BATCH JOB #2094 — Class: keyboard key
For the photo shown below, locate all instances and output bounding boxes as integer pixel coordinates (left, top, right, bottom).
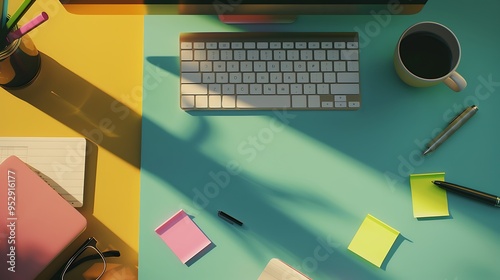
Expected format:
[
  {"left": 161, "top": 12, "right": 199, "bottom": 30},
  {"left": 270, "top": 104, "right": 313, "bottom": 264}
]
[
  {"left": 202, "top": 73, "right": 215, "bottom": 83},
  {"left": 270, "top": 42, "right": 281, "bottom": 49},
  {"left": 194, "top": 42, "right": 205, "bottom": 49},
  {"left": 321, "top": 42, "right": 333, "bottom": 49},
  {"left": 250, "top": 84, "right": 262, "bottom": 94},
  {"left": 257, "top": 42, "right": 268, "bottom": 49},
  {"left": 304, "top": 84, "right": 316, "bottom": 94},
  {"left": 200, "top": 62, "right": 213, "bottom": 72},
  {"left": 222, "top": 84, "right": 236, "bottom": 95},
  {"left": 347, "top": 61, "right": 359, "bottom": 71},
  {"left": 291, "top": 84, "right": 302, "bottom": 94},
  {"left": 310, "top": 73, "right": 323, "bottom": 83},
  {"left": 331, "top": 84, "right": 359, "bottom": 94},
  {"left": 277, "top": 84, "right": 289, "bottom": 95},
  {"left": 322, "top": 101, "right": 334, "bottom": 108},
  {"left": 317, "top": 84, "right": 329, "bottom": 94},
  {"left": 207, "top": 50, "right": 220, "bottom": 60},
  {"left": 335, "top": 42, "right": 346, "bottom": 48},
  {"left": 181, "top": 62, "right": 199, "bottom": 72},
  {"left": 216, "top": 73, "right": 229, "bottom": 83},
  {"left": 206, "top": 42, "right": 218, "bottom": 49},
  {"left": 347, "top": 42, "right": 359, "bottom": 49},
  {"left": 341, "top": 49, "right": 359, "bottom": 60},
  {"left": 209, "top": 84, "right": 222, "bottom": 94},
  {"left": 231, "top": 42, "right": 243, "bottom": 49},
  {"left": 221, "top": 50, "right": 232, "bottom": 60},
  {"left": 247, "top": 50, "right": 259, "bottom": 60},
  {"left": 314, "top": 50, "right": 326, "bottom": 60},
  {"left": 181, "top": 95, "right": 195, "bottom": 108},
  {"left": 222, "top": 95, "right": 236, "bottom": 108},
  {"left": 182, "top": 73, "right": 202, "bottom": 83},
  {"left": 309, "top": 42, "right": 320, "bottom": 49},
  {"left": 244, "top": 42, "right": 256, "bottom": 49},
  {"left": 194, "top": 50, "right": 206, "bottom": 60},
  {"left": 335, "top": 101, "right": 347, "bottom": 108},
  {"left": 338, "top": 73, "right": 359, "bottom": 83},
  {"left": 335, "top": 95, "right": 347, "bottom": 102},
  {"left": 209, "top": 95, "right": 222, "bottom": 108},
  {"left": 301, "top": 50, "right": 313, "bottom": 60},
  {"left": 219, "top": 42, "right": 230, "bottom": 49},
  {"left": 236, "top": 84, "right": 249, "bottom": 94},
  {"left": 296, "top": 42, "right": 307, "bottom": 49},
  {"left": 327, "top": 50, "right": 339, "bottom": 60},
  {"left": 308, "top": 95, "right": 320, "bottom": 107},
  {"left": 292, "top": 95, "right": 307, "bottom": 108},
  {"left": 349, "top": 101, "right": 361, "bottom": 108},
  {"left": 196, "top": 96, "right": 208, "bottom": 108},
  {"left": 181, "top": 50, "right": 193, "bottom": 60},
  {"left": 181, "top": 42, "right": 192, "bottom": 49},
  {"left": 243, "top": 73, "right": 256, "bottom": 83},
  {"left": 237, "top": 95, "right": 291, "bottom": 108},
  {"left": 181, "top": 84, "right": 207, "bottom": 94},
  {"left": 264, "top": 84, "right": 276, "bottom": 95},
  {"left": 213, "top": 62, "right": 226, "bottom": 72}
]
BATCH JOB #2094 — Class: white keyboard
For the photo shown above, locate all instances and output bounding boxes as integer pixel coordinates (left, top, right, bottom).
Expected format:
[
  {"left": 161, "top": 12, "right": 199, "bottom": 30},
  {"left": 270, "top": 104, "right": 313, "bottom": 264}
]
[{"left": 180, "top": 32, "right": 360, "bottom": 110}]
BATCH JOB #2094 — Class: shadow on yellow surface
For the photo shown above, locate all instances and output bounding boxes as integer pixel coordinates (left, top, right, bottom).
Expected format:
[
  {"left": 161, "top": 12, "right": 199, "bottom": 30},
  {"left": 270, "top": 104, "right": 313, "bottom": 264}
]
[
  {"left": 6, "top": 52, "right": 140, "bottom": 279},
  {"left": 7, "top": 53, "right": 141, "bottom": 168}
]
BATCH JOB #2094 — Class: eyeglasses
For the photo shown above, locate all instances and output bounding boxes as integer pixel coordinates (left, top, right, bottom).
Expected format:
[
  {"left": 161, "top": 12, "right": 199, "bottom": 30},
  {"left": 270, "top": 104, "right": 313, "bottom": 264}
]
[{"left": 53, "top": 237, "right": 120, "bottom": 280}]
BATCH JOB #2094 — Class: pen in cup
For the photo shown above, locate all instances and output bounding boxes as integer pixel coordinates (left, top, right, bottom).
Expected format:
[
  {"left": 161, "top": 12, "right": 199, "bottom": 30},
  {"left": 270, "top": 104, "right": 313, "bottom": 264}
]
[
  {"left": 423, "top": 105, "right": 478, "bottom": 155},
  {"left": 6, "top": 0, "right": 37, "bottom": 32},
  {"left": 7, "top": 12, "right": 48, "bottom": 43}
]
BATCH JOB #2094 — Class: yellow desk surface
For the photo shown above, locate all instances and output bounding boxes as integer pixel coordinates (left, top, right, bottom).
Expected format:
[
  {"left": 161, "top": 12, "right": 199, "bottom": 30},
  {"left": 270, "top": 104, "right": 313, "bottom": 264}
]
[{"left": 0, "top": 0, "right": 143, "bottom": 278}]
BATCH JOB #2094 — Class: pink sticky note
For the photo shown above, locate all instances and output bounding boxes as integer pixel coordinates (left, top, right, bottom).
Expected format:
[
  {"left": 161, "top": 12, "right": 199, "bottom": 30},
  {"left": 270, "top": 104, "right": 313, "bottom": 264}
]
[{"left": 155, "top": 209, "right": 212, "bottom": 263}]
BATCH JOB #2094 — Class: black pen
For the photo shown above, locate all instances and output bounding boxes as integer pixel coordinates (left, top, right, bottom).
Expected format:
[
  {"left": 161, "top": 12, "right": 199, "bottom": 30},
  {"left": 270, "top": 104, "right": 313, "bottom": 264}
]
[
  {"left": 218, "top": 211, "right": 243, "bottom": 226},
  {"left": 423, "top": 105, "right": 478, "bottom": 155},
  {"left": 433, "top": 180, "right": 500, "bottom": 207}
]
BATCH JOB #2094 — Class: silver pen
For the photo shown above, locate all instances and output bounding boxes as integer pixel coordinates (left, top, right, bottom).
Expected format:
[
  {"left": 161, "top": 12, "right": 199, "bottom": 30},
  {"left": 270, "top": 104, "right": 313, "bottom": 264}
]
[{"left": 423, "top": 105, "right": 478, "bottom": 155}]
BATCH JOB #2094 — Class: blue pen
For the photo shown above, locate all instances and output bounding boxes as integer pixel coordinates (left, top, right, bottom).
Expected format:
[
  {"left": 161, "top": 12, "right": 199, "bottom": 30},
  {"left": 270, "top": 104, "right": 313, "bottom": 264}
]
[{"left": 0, "top": 0, "right": 8, "bottom": 31}]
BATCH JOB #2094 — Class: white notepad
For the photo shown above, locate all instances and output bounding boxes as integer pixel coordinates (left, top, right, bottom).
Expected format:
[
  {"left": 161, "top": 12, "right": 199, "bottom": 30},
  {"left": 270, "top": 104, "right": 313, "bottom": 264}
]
[
  {"left": 258, "top": 258, "right": 311, "bottom": 280},
  {"left": 0, "top": 137, "right": 87, "bottom": 207}
]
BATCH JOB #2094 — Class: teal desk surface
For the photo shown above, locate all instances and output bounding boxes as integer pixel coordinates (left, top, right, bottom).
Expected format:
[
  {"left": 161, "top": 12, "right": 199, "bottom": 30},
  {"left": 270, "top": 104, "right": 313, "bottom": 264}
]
[{"left": 140, "top": 1, "right": 500, "bottom": 279}]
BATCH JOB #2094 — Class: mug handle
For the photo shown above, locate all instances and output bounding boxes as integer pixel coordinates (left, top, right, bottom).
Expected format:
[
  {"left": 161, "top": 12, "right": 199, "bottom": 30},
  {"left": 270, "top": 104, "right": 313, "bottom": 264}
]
[{"left": 444, "top": 71, "right": 467, "bottom": 92}]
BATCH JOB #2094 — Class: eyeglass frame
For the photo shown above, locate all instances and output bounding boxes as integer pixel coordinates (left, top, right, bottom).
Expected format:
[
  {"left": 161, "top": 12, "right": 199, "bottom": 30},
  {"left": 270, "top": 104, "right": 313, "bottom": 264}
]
[{"left": 54, "top": 237, "right": 120, "bottom": 280}]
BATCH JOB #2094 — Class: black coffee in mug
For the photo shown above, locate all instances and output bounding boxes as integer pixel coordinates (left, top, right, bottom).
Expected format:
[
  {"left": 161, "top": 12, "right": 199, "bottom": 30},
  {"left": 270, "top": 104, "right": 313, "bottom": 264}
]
[{"left": 399, "top": 31, "right": 453, "bottom": 79}]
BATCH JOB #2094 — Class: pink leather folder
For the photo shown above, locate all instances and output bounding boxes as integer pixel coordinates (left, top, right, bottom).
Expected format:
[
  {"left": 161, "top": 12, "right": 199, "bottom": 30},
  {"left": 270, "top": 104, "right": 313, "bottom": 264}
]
[{"left": 0, "top": 156, "right": 87, "bottom": 280}]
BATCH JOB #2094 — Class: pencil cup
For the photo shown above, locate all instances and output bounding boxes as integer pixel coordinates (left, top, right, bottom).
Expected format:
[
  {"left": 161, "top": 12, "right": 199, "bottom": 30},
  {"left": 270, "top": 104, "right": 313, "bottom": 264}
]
[{"left": 0, "top": 32, "right": 41, "bottom": 89}]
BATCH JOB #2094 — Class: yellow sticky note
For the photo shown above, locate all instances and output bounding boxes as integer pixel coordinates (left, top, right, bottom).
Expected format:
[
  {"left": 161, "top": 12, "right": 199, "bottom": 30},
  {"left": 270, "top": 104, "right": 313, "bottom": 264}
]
[
  {"left": 410, "top": 173, "right": 449, "bottom": 218},
  {"left": 348, "top": 214, "right": 400, "bottom": 267}
]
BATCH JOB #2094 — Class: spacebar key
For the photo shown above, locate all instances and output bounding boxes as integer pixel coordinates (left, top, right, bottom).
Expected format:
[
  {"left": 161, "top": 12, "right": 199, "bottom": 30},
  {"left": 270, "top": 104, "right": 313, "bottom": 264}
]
[{"left": 237, "top": 95, "right": 291, "bottom": 108}]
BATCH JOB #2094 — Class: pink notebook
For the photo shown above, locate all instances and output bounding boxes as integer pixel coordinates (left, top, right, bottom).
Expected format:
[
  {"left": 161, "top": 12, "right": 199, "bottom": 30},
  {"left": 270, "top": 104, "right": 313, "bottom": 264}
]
[
  {"left": 155, "top": 209, "right": 212, "bottom": 264},
  {"left": 0, "top": 156, "right": 87, "bottom": 280}
]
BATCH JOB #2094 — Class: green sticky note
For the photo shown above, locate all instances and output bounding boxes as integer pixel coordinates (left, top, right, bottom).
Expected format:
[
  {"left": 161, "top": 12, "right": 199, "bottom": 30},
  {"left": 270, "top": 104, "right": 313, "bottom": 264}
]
[
  {"left": 410, "top": 173, "right": 449, "bottom": 218},
  {"left": 348, "top": 214, "right": 400, "bottom": 268}
]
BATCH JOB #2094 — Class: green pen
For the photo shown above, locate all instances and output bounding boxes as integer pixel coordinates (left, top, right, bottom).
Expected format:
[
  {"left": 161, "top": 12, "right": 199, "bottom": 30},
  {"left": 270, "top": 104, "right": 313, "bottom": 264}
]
[{"left": 6, "top": 0, "right": 36, "bottom": 32}]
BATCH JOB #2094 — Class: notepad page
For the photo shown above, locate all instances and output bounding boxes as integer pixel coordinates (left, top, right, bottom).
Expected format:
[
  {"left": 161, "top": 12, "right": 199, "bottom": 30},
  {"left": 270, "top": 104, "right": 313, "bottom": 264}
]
[
  {"left": 409, "top": 173, "right": 449, "bottom": 218},
  {"left": 0, "top": 137, "right": 86, "bottom": 207},
  {"left": 258, "top": 258, "right": 311, "bottom": 280},
  {"left": 155, "top": 209, "right": 212, "bottom": 264},
  {"left": 348, "top": 214, "right": 400, "bottom": 268}
]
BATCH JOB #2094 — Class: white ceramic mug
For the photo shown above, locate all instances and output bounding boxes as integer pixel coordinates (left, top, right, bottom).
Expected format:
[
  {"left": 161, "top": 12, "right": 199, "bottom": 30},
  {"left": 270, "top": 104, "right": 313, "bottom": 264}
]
[{"left": 394, "top": 22, "right": 466, "bottom": 92}]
